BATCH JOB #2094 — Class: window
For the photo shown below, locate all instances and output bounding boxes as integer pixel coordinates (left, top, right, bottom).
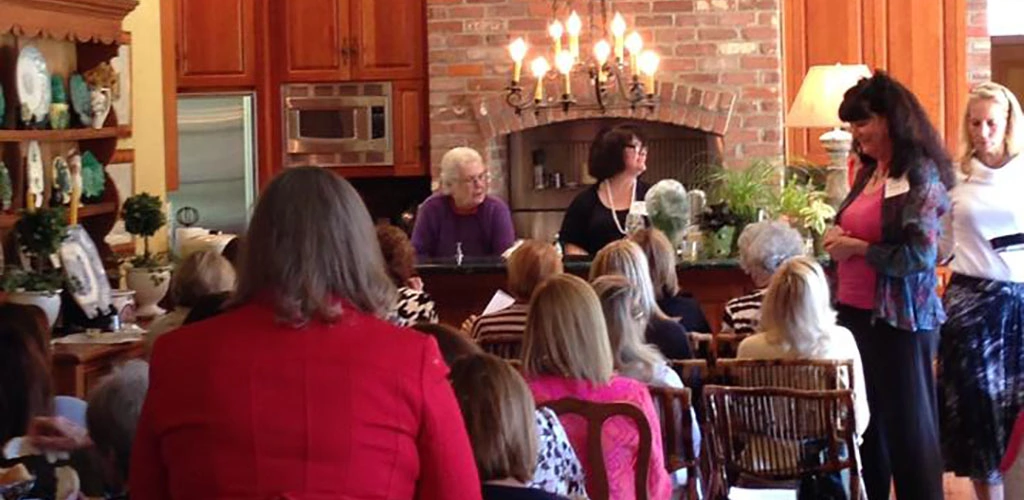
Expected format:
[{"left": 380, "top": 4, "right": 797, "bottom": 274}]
[{"left": 990, "top": 0, "right": 1024, "bottom": 37}]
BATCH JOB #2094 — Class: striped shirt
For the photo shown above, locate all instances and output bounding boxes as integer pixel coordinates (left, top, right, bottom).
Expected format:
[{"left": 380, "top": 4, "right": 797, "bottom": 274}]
[
  {"left": 721, "top": 289, "right": 766, "bottom": 335},
  {"left": 470, "top": 302, "right": 529, "bottom": 340}
]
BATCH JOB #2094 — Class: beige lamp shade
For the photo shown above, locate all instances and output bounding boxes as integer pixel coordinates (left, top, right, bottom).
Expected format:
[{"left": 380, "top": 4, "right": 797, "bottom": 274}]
[{"left": 786, "top": 64, "right": 872, "bottom": 128}]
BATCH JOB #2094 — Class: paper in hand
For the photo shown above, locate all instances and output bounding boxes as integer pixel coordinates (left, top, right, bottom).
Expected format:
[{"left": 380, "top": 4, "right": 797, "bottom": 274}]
[{"left": 482, "top": 289, "right": 516, "bottom": 316}]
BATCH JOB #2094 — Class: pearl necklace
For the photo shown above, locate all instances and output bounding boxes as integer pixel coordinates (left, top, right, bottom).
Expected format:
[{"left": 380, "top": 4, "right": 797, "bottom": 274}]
[{"left": 605, "top": 178, "right": 636, "bottom": 235}]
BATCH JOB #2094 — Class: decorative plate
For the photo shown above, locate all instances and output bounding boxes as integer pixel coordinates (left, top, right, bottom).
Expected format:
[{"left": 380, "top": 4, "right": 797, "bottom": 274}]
[
  {"left": 15, "top": 45, "right": 51, "bottom": 126},
  {"left": 26, "top": 141, "right": 43, "bottom": 209},
  {"left": 59, "top": 226, "right": 112, "bottom": 319},
  {"left": 69, "top": 74, "right": 91, "bottom": 127},
  {"left": 52, "top": 156, "right": 71, "bottom": 205}
]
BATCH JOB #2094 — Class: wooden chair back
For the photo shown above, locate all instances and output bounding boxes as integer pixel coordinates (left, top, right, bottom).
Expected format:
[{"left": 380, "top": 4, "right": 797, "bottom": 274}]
[
  {"left": 715, "top": 358, "right": 854, "bottom": 392},
  {"left": 669, "top": 359, "right": 710, "bottom": 415},
  {"left": 702, "top": 385, "right": 861, "bottom": 499},
  {"left": 476, "top": 334, "right": 522, "bottom": 361},
  {"left": 648, "top": 385, "right": 701, "bottom": 499},
  {"left": 541, "top": 397, "right": 652, "bottom": 500}
]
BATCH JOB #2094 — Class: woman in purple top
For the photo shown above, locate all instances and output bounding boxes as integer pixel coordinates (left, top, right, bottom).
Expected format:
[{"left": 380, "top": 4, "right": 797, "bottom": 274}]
[{"left": 412, "top": 147, "right": 516, "bottom": 258}]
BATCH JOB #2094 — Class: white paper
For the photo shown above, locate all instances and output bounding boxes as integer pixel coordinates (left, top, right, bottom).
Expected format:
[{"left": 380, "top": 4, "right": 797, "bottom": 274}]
[
  {"left": 51, "top": 332, "right": 143, "bottom": 345},
  {"left": 482, "top": 289, "right": 516, "bottom": 316}
]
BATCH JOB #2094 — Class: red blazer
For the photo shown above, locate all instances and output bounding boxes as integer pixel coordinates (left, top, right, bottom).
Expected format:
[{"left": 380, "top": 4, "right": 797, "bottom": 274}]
[{"left": 129, "top": 300, "right": 481, "bottom": 500}]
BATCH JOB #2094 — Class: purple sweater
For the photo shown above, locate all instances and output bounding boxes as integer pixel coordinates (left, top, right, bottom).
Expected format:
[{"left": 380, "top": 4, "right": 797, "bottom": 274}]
[{"left": 411, "top": 194, "right": 516, "bottom": 258}]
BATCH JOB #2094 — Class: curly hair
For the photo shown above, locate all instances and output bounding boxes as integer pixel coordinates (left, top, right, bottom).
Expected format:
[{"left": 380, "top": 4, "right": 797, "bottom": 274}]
[
  {"left": 838, "top": 70, "right": 955, "bottom": 189},
  {"left": 376, "top": 224, "right": 417, "bottom": 287},
  {"left": 737, "top": 221, "right": 805, "bottom": 284}
]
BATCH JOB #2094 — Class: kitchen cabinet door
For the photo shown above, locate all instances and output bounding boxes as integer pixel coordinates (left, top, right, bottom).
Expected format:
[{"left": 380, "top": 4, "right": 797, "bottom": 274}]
[
  {"left": 280, "top": 0, "right": 353, "bottom": 82},
  {"left": 351, "top": 0, "right": 425, "bottom": 81},
  {"left": 176, "top": 0, "right": 256, "bottom": 88},
  {"left": 393, "top": 80, "right": 427, "bottom": 176}
]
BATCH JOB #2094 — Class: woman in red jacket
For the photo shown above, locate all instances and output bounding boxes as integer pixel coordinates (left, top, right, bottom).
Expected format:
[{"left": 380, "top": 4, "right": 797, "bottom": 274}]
[{"left": 129, "top": 167, "right": 481, "bottom": 500}]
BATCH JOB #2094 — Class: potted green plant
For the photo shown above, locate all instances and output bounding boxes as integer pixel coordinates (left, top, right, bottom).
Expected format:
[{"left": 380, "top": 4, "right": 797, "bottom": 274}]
[
  {"left": 706, "top": 159, "right": 777, "bottom": 255},
  {"left": 121, "top": 192, "right": 170, "bottom": 318},
  {"left": 770, "top": 173, "right": 836, "bottom": 255},
  {"left": 2, "top": 207, "right": 68, "bottom": 327}
]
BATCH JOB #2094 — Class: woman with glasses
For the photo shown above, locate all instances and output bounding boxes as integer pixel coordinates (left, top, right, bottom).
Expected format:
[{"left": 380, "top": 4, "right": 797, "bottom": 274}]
[
  {"left": 412, "top": 147, "right": 516, "bottom": 258},
  {"left": 560, "top": 125, "right": 650, "bottom": 256}
]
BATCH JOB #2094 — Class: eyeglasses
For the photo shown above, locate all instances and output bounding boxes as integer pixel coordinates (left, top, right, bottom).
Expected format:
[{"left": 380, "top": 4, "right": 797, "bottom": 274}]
[
  {"left": 457, "top": 172, "right": 490, "bottom": 186},
  {"left": 626, "top": 144, "right": 649, "bottom": 157}
]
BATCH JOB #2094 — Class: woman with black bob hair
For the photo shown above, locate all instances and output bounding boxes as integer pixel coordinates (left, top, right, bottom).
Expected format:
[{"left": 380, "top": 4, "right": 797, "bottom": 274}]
[
  {"left": 824, "top": 71, "right": 954, "bottom": 500},
  {"left": 560, "top": 125, "right": 651, "bottom": 255}
]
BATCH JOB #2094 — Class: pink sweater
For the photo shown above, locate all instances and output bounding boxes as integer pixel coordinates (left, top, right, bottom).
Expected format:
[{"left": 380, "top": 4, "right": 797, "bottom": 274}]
[{"left": 527, "top": 375, "right": 672, "bottom": 500}]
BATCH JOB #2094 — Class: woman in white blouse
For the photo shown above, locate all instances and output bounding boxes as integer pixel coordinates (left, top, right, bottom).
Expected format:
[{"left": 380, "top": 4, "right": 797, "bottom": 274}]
[
  {"left": 939, "top": 81, "right": 1024, "bottom": 500},
  {"left": 737, "top": 256, "right": 870, "bottom": 438}
]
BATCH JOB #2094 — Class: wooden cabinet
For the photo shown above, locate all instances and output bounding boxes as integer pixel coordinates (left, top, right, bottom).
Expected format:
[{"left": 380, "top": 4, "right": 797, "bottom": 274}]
[
  {"left": 280, "top": 0, "right": 352, "bottom": 82},
  {"left": 783, "top": 0, "right": 968, "bottom": 164},
  {"left": 351, "top": 0, "right": 425, "bottom": 81},
  {"left": 279, "top": 0, "right": 423, "bottom": 82},
  {"left": 176, "top": 0, "right": 256, "bottom": 88},
  {"left": 393, "top": 80, "right": 427, "bottom": 176}
]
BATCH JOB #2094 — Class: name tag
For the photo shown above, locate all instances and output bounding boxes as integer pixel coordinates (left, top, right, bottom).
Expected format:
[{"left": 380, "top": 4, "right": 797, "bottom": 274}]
[
  {"left": 885, "top": 176, "right": 910, "bottom": 198},
  {"left": 630, "top": 201, "right": 648, "bottom": 216}
]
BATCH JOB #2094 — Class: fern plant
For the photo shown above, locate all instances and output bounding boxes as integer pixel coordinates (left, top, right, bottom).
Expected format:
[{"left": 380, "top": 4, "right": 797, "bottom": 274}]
[{"left": 708, "top": 159, "right": 778, "bottom": 225}]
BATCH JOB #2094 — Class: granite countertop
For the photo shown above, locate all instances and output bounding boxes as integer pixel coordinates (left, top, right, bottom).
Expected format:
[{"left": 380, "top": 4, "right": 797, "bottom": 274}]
[{"left": 415, "top": 255, "right": 748, "bottom": 275}]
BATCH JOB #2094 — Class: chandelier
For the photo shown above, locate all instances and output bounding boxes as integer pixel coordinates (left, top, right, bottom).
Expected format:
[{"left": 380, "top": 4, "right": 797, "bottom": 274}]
[{"left": 505, "top": 1, "right": 661, "bottom": 115}]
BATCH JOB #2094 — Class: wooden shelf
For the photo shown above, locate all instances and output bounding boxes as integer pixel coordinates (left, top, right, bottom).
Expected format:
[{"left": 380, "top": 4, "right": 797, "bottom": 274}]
[
  {"left": 0, "top": 201, "right": 117, "bottom": 230},
  {"left": 0, "top": 126, "right": 131, "bottom": 143}
]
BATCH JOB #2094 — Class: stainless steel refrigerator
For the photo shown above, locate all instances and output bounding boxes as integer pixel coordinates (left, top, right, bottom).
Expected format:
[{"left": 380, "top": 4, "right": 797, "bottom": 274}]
[{"left": 170, "top": 93, "right": 257, "bottom": 238}]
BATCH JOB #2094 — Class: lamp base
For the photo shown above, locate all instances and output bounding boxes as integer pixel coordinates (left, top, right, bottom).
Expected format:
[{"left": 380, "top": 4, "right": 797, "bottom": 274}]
[{"left": 818, "top": 127, "right": 853, "bottom": 207}]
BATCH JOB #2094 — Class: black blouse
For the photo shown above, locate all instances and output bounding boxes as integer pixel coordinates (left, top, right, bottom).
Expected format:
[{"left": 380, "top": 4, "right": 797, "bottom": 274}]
[
  {"left": 658, "top": 293, "right": 712, "bottom": 333},
  {"left": 559, "top": 182, "right": 650, "bottom": 255}
]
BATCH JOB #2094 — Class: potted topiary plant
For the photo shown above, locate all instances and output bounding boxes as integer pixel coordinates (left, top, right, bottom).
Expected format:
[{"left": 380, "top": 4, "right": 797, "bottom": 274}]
[
  {"left": 2, "top": 207, "right": 68, "bottom": 327},
  {"left": 121, "top": 192, "right": 170, "bottom": 318}
]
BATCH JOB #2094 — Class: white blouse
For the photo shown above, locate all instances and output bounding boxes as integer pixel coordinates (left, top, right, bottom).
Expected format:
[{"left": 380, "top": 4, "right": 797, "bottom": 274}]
[{"left": 945, "top": 155, "right": 1024, "bottom": 282}]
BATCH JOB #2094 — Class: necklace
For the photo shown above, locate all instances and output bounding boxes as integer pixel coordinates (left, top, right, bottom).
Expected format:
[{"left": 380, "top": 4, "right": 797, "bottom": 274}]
[{"left": 604, "top": 178, "right": 636, "bottom": 235}]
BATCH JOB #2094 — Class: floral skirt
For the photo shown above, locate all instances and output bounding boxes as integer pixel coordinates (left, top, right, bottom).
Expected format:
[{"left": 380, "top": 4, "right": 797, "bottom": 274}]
[{"left": 939, "top": 274, "right": 1024, "bottom": 482}]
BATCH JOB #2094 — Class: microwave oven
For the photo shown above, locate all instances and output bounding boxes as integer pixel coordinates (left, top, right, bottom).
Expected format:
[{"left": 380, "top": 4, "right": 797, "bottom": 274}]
[{"left": 282, "top": 82, "right": 393, "bottom": 167}]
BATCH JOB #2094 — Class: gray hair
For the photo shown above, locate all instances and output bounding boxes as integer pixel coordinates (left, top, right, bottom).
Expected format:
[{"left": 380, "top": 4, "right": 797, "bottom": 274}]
[
  {"left": 737, "top": 221, "right": 805, "bottom": 283},
  {"left": 86, "top": 360, "right": 150, "bottom": 481},
  {"left": 438, "top": 147, "right": 484, "bottom": 193}
]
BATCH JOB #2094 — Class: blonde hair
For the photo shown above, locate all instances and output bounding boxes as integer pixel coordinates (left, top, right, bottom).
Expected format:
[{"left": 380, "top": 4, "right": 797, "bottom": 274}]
[
  {"left": 630, "top": 228, "right": 679, "bottom": 300},
  {"left": 590, "top": 239, "right": 668, "bottom": 322},
  {"left": 760, "top": 256, "right": 837, "bottom": 359},
  {"left": 592, "top": 274, "right": 667, "bottom": 384},
  {"left": 507, "top": 240, "right": 563, "bottom": 300},
  {"left": 522, "top": 274, "right": 613, "bottom": 383},
  {"left": 170, "top": 250, "right": 236, "bottom": 308},
  {"left": 960, "top": 81, "right": 1024, "bottom": 176},
  {"left": 439, "top": 147, "right": 485, "bottom": 193},
  {"left": 449, "top": 353, "right": 537, "bottom": 482}
]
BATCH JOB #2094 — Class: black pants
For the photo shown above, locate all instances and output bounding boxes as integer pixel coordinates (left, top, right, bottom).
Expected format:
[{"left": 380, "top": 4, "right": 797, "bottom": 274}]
[{"left": 836, "top": 305, "right": 944, "bottom": 500}]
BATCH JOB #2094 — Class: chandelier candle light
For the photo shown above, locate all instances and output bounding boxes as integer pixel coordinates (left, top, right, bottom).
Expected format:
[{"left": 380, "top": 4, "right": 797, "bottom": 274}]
[{"left": 506, "top": 8, "right": 660, "bottom": 115}]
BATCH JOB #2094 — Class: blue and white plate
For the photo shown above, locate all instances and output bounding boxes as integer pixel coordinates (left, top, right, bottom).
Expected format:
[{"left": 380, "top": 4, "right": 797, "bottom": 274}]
[{"left": 15, "top": 45, "right": 51, "bottom": 126}]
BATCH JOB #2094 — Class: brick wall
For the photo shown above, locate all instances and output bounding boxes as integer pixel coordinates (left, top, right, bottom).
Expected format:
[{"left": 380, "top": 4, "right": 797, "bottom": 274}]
[
  {"left": 427, "top": 0, "right": 784, "bottom": 182},
  {"left": 967, "top": 0, "right": 991, "bottom": 84}
]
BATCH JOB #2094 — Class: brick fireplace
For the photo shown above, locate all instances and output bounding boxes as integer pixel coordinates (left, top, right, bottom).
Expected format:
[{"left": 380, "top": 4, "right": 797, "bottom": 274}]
[{"left": 427, "top": 0, "right": 788, "bottom": 182}]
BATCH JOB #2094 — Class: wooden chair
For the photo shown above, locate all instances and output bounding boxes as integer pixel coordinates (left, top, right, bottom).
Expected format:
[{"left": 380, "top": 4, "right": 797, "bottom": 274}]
[
  {"left": 669, "top": 359, "right": 710, "bottom": 415},
  {"left": 541, "top": 398, "right": 652, "bottom": 500},
  {"left": 711, "top": 332, "right": 745, "bottom": 361},
  {"left": 715, "top": 358, "right": 854, "bottom": 392},
  {"left": 702, "top": 385, "right": 861, "bottom": 500},
  {"left": 476, "top": 334, "right": 522, "bottom": 361},
  {"left": 648, "top": 385, "right": 701, "bottom": 499}
]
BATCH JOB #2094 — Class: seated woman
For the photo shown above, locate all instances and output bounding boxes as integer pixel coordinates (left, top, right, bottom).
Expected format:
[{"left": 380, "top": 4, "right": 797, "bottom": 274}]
[
  {"left": 377, "top": 223, "right": 439, "bottom": 326},
  {"left": 130, "top": 167, "right": 480, "bottom": 498},
  {"left": 522, "top": 274, "right": 671, "bottom": 500},
  {"left": 737, "top": 256, "right": 870, "bottom": 437},
  {"left": 591, "top": 240, "right": 692, "bottom": 360},
  {"left": 630, "top": 228, "right": 711, "bottom": 333},
  {"left": 722, "top": 220, "right": 805, "bottom": 335},
  {"left": 470, "top": 240, "right": 563, "bottom": 340},
  {"left": 411, "top": 147, "right": 516, "bottom": 258},
  {"left": 414, "top": 323, "right": 587, "bottom": 498},
  {"left": 450, "top": 354, "right": 569, "bottom": 500},
  {"left": 146, "top": 249, "right": 236, "bottom": 343}
]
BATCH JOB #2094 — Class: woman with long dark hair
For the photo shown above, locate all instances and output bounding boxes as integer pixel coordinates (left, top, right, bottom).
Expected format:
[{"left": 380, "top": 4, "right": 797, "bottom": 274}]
[{"left": 824, "top": 71, "right": 954, "bottom": 500}]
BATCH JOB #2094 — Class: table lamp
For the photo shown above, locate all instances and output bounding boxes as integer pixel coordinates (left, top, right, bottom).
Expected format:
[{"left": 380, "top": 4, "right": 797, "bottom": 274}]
[{"left": 787, "top": 63, "right": 872, "bottom": 206}]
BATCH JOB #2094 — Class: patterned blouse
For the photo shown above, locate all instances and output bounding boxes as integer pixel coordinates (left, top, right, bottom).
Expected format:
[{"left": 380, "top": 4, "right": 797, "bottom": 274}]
[
  {"left": 387, "top": 286, "right": 439, "bottom": 327},
  {"left": 528, "top": 408, "right": 587, "bottom": 497},
  {"left": 836, "top": 159, "right": 950, "bottom": 332}
]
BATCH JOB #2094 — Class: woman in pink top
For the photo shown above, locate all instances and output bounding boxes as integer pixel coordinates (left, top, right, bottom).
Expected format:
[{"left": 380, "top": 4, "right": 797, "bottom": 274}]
[{"left": 521, "top": 274, "right": 671, "bottom": 500}]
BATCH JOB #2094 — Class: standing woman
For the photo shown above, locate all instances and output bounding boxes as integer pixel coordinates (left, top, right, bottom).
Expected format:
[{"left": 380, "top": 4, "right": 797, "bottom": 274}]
[
  {"left": 560, "top": 125, "right": 650, "bottom": 255},
  {"left": 412, "top": 147, "right": 516, "bottom": 258},
  {"left": 940, "top": 82, "right": 1024, "bottom": 500},
  {"left": 824, "top": 71, "right": 954, "bottom": 500}
]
